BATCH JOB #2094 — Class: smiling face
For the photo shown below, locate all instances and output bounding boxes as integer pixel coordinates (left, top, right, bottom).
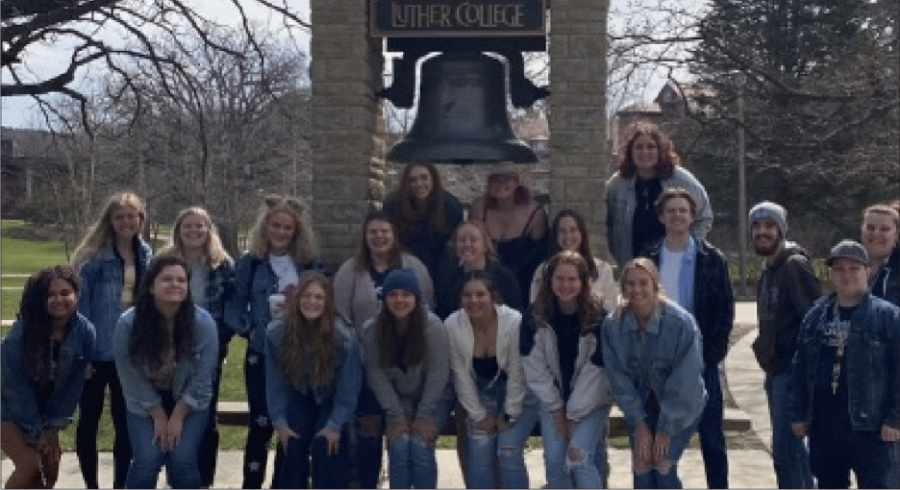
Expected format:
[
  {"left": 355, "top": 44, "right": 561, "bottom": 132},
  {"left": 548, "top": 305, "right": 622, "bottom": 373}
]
[
  {"left": 152, "top": 264, "right": 189, "bottom": 306},
  {"left": 630, "top": 134, "right": 660, "bottom": 175},
  {"left": 461, "top": 278, "right": 495, "bottom": 322},
  {"left": 829, "top": 257, "right": 870, "bottom": 299},
  {"left": 385, "top": 288, "right": 417, "bottom": 321},
  {"left": 266, "top": 211, "right": 297, "bottom": 255},
  {"left": 408, "top": 165, "right": 434, "bottom": 202},
  {"left": 455, "top": 224, "right": 487, "bottom": 266},
  {"left": 178, "top": 213, "right": 210, "bottom": 253},
  {"left": 862, "top": 211, "right": 899, "bottom": 261},
  {"left": 298, "top": 281, "right": 327, "bottom": 321},
  {"left": 751, "top": 218, "right": 781, "bottom": 257},
  {"left": 110, "top": 204, "right": 143, "bottom": 241},
  {"left": 623, "top": 265, "right": 657, "bottom": 314},
  {"left": 556, "top": 216, "right": 582, "bottom": 252},
  {"left": 660, "top": 196, "right": 694, "bottom": 236},
  {"left": 487, "top": 173, "right": 519, "bottom": 201},
  {"left": 47, "top": 278, "right": 78, "bottom": 322},
  {"left": 366, "top": 219, "right": 396, "bottom": 257},
  {"left": 551, "top": 263, "right": 583, "bottom": 309}
]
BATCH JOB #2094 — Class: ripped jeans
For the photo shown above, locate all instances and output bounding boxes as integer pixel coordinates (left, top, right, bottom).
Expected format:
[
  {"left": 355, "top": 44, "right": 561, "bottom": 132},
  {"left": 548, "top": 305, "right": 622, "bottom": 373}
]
[
  {"left": 628, "top": 406, "right": 700, "bottom": 489},
  {"left": 386, "top": 392, "right": 454, "bottom": 488},
  {"left": 539, "top": 404, "right": 610, "bottom": 489},
  {"left": 466, "top": 376, "right": 540, "bottom": 489}
]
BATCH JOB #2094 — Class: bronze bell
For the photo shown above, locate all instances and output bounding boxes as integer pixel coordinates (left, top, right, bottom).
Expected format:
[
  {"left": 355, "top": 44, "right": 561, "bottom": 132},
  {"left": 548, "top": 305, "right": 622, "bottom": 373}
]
[{"left": 386, "top": 51, "right": 538, "bottom": 164}]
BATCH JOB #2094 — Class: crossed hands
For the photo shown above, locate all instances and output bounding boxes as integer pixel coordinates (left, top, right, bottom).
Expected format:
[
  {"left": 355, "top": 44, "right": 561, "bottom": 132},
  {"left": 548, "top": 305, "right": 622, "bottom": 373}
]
[
  {"left": 633, "top": 422, "right": 671, "bottom": 469},
  {"left": 151, "top": 411, "right": 185, "bottom": 453}
]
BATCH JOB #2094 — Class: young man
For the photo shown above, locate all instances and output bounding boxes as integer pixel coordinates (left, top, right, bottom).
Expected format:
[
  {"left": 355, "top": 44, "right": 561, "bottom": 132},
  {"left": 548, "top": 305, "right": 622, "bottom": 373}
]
[
  {"left": 749, "top": 201, "right": 819, "bottom": 488},
  {"left": 643, "top": 187, "right": 734, "bottom": 488},
  {"left": 791, "top": 240, "right": 900, "bottom": 489}
]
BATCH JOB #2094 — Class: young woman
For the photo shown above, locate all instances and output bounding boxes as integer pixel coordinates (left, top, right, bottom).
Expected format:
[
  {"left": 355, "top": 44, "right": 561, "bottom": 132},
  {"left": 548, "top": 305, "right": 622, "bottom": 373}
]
[
  {"left": 157, "top": 206, "right": 234, "bottom": 487},
  {"left": 71, "top": 190, "right": 153, "bottom": 489},
  {"left": 434, "top": 220, "right": 523, "bottom": 320},
  {"left": 382, "top": 162, "right": 465, "bottom": 281},
  {"left": 225, "top": 195, "right": 322, "bottom": 488},
  {"left": 521, "top": 251, "right": 613, "bottom": 489},
  {"left": 601, "top": 258, "right": 707, "bottom": 489},
  {"left": 445, "top": 270, "right": 539, "bottom": 488},
  {"left": 861, "top": 202, "right": 899, "bottom": 307},
  {"left": 530, "top": 209, "right": 618, "bottom": 311},
  {"left": 332, "top": 210, "right": 435, "bottom": 488},
  {"left": 604, "top": 122, "right": 713, "bottom": 268},
  {"left": 360, "top": 268, "right": 453, "bottom": 489},
  {"left": 469, "top": 162, "right": 549, "bottom": 301},
  {"left": 112, "top": 255, "right": 219, "bottom": 489},
  {"left": 265, "top": 273, "right": 362, "bottom": 489},
  {"left": 2, "top": 266, "right": 96, "bottom": 489}
]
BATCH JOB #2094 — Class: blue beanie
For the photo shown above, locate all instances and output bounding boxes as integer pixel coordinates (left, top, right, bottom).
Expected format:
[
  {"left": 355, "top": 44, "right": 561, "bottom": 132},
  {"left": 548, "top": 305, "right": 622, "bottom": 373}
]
[
  {"left": 749, "top": 201, "right": 788, "bottom": 237},
  {"left": 381, "top": 267, "right": 421, "bottom": 300}
]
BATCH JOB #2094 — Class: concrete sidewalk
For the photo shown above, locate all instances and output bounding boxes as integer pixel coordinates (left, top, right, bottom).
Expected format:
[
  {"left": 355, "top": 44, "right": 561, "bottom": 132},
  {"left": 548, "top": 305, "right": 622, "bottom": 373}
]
[{"left": 3, "top": 302, "right": 777, "bottom": 488}]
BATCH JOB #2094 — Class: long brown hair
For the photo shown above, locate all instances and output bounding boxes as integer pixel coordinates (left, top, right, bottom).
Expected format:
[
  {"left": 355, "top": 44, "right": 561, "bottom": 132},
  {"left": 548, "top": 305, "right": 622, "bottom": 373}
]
[
  {"left": 548, "top": 209, "right": 599, "bottom": 280},
  {"left": 353, "top": 210, "right": 403, "bottom": 273},
  {"left": 375, "top": 292, "right": 428, "bottom": 369},
  {"left": 395, "top": 163, "right": 450, "bottom": 236},
  {"left": 616, "top": 122, "right": 680, "bottom": 180},
  {"left": 19, "top": 265, "right": 80, "bottom": 382},
  {"left": 129, "top": 255, "right": 195, "bottom": 373},
  {"left": 531, "top": 251, "right": 602, "bottom": 335},
  {"left": 279, "top": 273, "right": 338, "bottom": 389}
]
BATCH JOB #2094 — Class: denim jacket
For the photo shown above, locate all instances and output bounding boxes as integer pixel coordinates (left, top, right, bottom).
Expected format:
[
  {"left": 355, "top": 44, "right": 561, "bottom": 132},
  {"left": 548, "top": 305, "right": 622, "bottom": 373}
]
[
  {"left": 77, "top": 238, "right": 153, "bottom": 361},
  {"left": 113, "top": 307, "right": 219, "bottom": 416},
  {"left": 265, "top": 318, "right": 362, "bottom": 432},
  {"left": 225, "top": 252, "right": 323, "bottom": 353},
  {"left": 1, "top": 314, "right": 96, "bottom": 442},
  {"left": 791, "top": 293, "right": 900, "bottom": 432},
  {"left": 202, "top": 259, "right": 236, "bottom": 347},
  {"left": 601, "top": 299, "right": 707, "bottom": 435}
]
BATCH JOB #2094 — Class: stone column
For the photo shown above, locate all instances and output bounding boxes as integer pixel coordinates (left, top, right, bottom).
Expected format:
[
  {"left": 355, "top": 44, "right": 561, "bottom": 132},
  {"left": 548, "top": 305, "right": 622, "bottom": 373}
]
[
  {"left": 547, "top": 0, "right": 611, "bottom": 260},
  {"left": 310, "top": 0, "right": 386, "bottom": 269}
]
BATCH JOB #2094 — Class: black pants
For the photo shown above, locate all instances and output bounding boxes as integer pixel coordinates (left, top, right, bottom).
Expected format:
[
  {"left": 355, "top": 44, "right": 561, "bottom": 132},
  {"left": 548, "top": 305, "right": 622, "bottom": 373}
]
[
  {"left": 242, "top": 349, "right": 283, "bottom": 488},
  {"left": 76, "top": 360, "right": 132, "bottom": 489},
  {"left": 198, "top": 335, "right": 230, "bottom": 487},
  {"left": 810, "top": 423, "right": 891, "bottom": 489}
]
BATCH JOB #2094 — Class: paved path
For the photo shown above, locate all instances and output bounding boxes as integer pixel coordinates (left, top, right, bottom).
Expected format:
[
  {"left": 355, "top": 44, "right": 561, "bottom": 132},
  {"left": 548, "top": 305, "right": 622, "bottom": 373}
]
[{"left": 3, "top": 303, "right": 778, "bottom": 488}]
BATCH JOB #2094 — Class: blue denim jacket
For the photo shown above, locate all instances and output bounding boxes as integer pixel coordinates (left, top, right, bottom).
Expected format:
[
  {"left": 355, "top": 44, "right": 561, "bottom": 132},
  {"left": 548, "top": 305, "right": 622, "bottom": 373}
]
[
  {"left": 265, "top": 318, "right": 362, "bottom": 432},
  {"left": 601, "top": 299, "right": 707, "bottom": 435},
  {"left": 1, "top": 313, "right": 96, "bottom": 442},
  {"left": 113, "top": 306, "right": 219, "bottom": 416},
  {"left": 791, "top": 293, "right": 900, "bottom": 432},
  {"left": 225, "top": 253, "right": 322, "bottom": 353},
  {"left": 202, "top": 259, "right": 235, "bottom": 347},
  {"left": 77, "top": 238, "right": 152, "bottom": 361}
]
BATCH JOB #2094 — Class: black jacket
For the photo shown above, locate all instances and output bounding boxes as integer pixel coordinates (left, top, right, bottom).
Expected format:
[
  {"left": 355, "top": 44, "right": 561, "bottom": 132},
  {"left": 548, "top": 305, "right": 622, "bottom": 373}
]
[
  {"left": 383, "top": 191, "right": 464, "bottom": 282},
  {"left": 752, "top": 242, "right": 822, "bottom": 375},
  {"left": 645, "top": 237, "right": 735, "bottom": 366},
  {"left": 433, "top": 257, "right": 523, "bottom": 320},
  {"left": 871, "top": 246, "right": 899, "bottom": 308}
]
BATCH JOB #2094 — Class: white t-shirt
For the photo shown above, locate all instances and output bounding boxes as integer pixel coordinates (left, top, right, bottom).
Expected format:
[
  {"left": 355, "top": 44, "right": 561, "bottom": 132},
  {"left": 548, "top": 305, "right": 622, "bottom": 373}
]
[
  {"left": 269, "top": 254, "right": 299, "bottom": 293},
  {"left": 660, "top": 244, "right": 685, "bottom": 304}
]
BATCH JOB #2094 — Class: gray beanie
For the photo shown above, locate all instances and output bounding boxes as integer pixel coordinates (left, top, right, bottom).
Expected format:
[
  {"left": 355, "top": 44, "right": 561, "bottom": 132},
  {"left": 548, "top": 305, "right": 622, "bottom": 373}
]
[{"left": 749, "top": 201, "right": 788, "bottom": 237}]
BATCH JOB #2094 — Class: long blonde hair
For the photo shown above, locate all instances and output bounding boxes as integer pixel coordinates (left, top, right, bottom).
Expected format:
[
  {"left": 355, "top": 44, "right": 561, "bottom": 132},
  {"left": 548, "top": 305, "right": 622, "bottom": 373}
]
[
  {"left": 245, "top": 195, "right": 318, "bottom": 263},
  {"left": 158, "top": 207, "right": 231, "bottom": 268},
  {"left": 279, "top": 273, "right": 337, "bottom": 389},
  {"left": 614, "top": 257, "right": 666, "bottom": 320},
  {"left": 71, "top": 191, "right": 146, "bottom": 269}
]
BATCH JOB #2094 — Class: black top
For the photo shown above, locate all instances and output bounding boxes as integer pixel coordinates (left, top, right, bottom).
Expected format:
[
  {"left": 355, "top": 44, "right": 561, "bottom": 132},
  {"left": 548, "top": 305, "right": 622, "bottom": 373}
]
[
  {"left": 812, "top": 304, "right": 856, "bottom": 434},
  {"left": 35, "top": 338, "right": 61, "bottom": 408},
  {"left": 632, "top": 177, "right": 665, "bottom": 258},
  {"left": 382, "top": 191, "right": 464, "bottom": 282},
  {"left": 473, "top": 356, "right": 500, "bottom": 380},
  {"left": 553, "top": 311, "right": 581, "bottom": 402}
]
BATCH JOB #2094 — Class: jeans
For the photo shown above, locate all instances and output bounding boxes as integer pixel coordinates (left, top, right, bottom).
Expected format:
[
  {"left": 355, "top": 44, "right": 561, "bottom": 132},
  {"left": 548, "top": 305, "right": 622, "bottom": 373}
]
[
  {"left": 272, "top": 390, "right": 350, "bottom": 489},
  {"left": 764, "top": 372, "right": 813, "bottom": 489},
  {"left": 697, "top": 363, "right": 728, "bottom": 488},
  {"left": 465, "top": 377, "right": 539, "bottom": 489},
  {"left": 125, "top": 392, "right": 208, "bottom": 489},
  {"left": 76, "top": 360, "right": 132, "bottom": 489},
  {"left": 629, "top": 406, "right": 700, "bottom": 489},
  {"left": 809, "top": 424, "right": 890, "bottom": 489},
  {"left": 242, "top": 350, "right": 283, "bottom": 489},
  {"left": 539, "top": 404, "right": 609, "bottom": 489},
  {"left": 889, "top": 442, "right": 900, "bottom": 489},
  {"left": 386, "top": 393, "right": 454, "bottom": 488},
  {"left": 351, "top": 383, "right": 385, "bottom": 488}
]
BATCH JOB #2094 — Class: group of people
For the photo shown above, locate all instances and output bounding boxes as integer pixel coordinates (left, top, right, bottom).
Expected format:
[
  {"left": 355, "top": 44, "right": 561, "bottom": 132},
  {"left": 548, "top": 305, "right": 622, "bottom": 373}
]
[{"left": 1, "top": 121, "right": 897, "bottom": 490}]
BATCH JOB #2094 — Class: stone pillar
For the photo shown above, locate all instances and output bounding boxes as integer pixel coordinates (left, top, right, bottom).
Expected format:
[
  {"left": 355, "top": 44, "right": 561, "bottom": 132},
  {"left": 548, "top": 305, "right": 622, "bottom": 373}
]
[
  {"left": 310, "top": 1, "right": 386, "bottom": 269},
  {"left": 547, "top": 0, "right": 611, "bottom": 260}
]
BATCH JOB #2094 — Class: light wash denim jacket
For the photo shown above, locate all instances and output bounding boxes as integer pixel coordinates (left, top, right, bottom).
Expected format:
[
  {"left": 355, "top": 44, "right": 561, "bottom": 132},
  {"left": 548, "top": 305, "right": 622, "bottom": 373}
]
[
  {"left": 265, "top": 318, "right": 362, "bottom": 432},
  {"left": 1, "top": 313, "right": 96, "bottom": 442},
  {"left": 225, "top": 252, "right": 322, "bottom": 354},
  {"left": 601, "top": 299, "right": 707, "bottom": 435},
  {"left": 113, "top": 306, "right": 219, "bottom": 416},
  {"left": 77, "top": 238, "right": 152, "bottom": 361}
]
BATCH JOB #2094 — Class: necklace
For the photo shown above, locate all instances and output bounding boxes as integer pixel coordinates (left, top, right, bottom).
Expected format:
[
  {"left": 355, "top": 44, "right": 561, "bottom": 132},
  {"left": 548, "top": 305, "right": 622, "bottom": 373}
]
[{"left": 826, "top": 301, "right": 852, "bottom": 395}]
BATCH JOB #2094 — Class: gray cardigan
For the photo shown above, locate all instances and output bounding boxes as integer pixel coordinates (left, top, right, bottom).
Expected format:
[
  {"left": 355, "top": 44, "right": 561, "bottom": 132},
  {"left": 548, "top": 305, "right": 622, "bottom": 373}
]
[{"left": 605, "top": 166, "right": 713, "bottom": 268}]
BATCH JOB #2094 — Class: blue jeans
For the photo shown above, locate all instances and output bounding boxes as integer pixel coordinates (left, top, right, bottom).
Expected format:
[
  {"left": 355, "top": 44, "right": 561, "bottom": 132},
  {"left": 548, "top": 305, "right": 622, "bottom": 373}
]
[
  {"left": 386, "top": 393, "right": 454, "bottom": 489},
  {"left": 764, "top": 372, "right": 813, "bottom": 489},
  {"left": 539, "top": 404, "right": 609, "bottom": 489},
  {"left": 466, "top": 377, "right": 539, "bottom": 489},
  {"left": 698, "top": 363, "right": 728, "bottom": 488},
  {"left": 273, "top": 390, "right": 350, "bottom": 489},
  {"left": 809, "top": 423, "right": 890, "bottom": 489},
  {"left": 889, "top": 442, "right": 899, "bottom": 489},
  {"left": 628, "top": 406, "right": 700, "bottom": 489},
  {"left": 125, "top": 394, "right": 208, "bottom": 489}
]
